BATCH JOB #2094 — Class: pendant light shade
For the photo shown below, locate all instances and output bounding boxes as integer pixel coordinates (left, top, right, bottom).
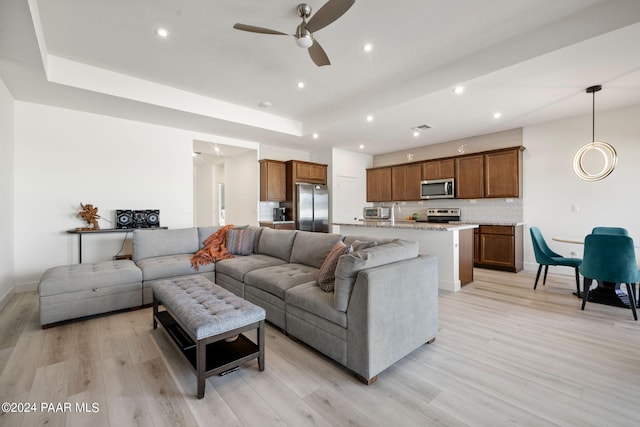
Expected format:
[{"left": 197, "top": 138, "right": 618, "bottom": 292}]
[{"left": 573, "top": 85, "right": 617, "bottom": 181}]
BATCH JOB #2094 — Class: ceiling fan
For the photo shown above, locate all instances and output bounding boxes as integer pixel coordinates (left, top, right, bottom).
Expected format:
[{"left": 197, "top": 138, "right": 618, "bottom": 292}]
[{"left": 233, "top": 0, "right": 355, "bottom": 67}]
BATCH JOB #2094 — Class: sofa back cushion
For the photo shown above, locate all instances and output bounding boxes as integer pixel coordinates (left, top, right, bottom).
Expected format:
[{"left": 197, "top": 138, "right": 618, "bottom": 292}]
[
  {"left": 343, "top": 235, "right": 395, "bottom": 247},
  {"left": 133, "top": 227, "right": 200, "bottom": 261},
  {"left": 257, "top": 228, "right": 297, "bottom": 262},
  {"left": 197, "top": 226, "right": 221, "bottom": 248},
  {"left": 290, "top": 231, "right": 343, "bottom": 268},
  {"left": 333, "top": 239, "right": 419, "bottom": 312}
]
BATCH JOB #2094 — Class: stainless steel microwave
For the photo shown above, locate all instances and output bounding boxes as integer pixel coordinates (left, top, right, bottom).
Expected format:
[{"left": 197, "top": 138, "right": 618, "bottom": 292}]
[
  {"left": 421, "top": 178, "right": 455, "bottom": 199},
  {"left": 363, "top": 206, "right": 391, "bottom": 219}
]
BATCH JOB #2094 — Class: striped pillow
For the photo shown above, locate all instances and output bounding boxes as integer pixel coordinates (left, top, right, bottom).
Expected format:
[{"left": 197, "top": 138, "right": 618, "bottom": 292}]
[
  {"left": 226, "top": 229, "right": 256, "bottom": 256},
  {"left": 316, "top": 241, "right": 349, "bottom": 292}
]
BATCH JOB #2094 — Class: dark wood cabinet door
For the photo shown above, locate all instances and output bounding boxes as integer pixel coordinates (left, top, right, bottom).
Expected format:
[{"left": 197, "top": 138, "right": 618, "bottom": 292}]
[
  {"left": 422, "top": 159, "right": 455, "bottom": 180},
  {"left": 295, "top": 162, "right": 326, "bottom": 184},
  {"left": 366, "top": 168, "right": 392, "bottom": 202},
  {"left": 485, "top": 149, "right": 519, "bottom": 198},
  {"left": 480, "top": 233, "right": 515, "bottom": 268},
  {"left": 392, "top": 164, "right": 421, "bottom": 201},
  {"left": 455, "top": 155, "right": 484, "bottom": 199},
  {"left": 260, "top": 160, "right": 286, "bottom": 202}
]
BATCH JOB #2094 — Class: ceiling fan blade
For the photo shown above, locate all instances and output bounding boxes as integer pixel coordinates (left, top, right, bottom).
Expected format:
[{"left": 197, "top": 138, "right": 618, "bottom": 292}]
[
  {"left": 308, "top": 40, "right": 330, "bottom": 67},
  {"left": 306, "top": 0, "right": 355, "bottom": 33},
  {"left": 233, "top": 23, "right": 289, "bottom": 36}
]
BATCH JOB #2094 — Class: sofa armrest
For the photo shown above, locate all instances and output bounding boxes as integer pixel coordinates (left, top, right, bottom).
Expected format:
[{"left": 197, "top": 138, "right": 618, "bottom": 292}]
[{"left": 346, "top": 254, "right": 438, "bottom": 381}]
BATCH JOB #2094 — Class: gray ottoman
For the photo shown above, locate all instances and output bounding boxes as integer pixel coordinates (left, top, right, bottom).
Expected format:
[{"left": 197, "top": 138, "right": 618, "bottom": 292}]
[
  {"left": 152, "top": 276, "right": 265, "bottom": 398},
  {"left": 38, "top": 260, "right": 143, "bottom": 327}
]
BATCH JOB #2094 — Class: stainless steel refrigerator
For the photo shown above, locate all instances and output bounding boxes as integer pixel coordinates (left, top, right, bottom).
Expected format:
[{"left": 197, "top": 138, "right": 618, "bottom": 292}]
[{"left": 296, "top": 183, "right": 329, "bottom": 232}]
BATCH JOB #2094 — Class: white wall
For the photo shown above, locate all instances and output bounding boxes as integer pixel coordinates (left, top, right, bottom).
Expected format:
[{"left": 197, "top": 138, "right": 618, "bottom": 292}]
[
  {"left": 224, "top": 149, "right": 259, "bottom": 226},
  {"left": 13, "top": 102, "right": 256, "bottom": 287},
  {"left": 523, "top": 103, "right": 640, "bottom": 271},
  {"left": 0, "top": 78, "right": 15, "bottom": 309}
]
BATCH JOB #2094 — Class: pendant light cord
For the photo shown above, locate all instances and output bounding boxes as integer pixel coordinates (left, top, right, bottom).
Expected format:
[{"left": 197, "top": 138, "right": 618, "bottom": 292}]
[{"left": 592, "top": 89, "right": 596, "bottom": 144}]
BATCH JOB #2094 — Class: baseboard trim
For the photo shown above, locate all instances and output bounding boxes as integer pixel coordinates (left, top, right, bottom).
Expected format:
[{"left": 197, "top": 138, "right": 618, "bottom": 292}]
[
  {"left": 16, "top": 281, "right": 37, "bottom": 293},
  {"left": 0, "top": 287, "right": 14, "bottom": 312}
]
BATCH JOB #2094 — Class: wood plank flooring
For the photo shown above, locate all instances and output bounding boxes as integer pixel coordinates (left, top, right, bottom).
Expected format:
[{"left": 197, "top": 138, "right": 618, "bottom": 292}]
[{"left": 1, "top": 269, "right": 639, "bottom": 426}]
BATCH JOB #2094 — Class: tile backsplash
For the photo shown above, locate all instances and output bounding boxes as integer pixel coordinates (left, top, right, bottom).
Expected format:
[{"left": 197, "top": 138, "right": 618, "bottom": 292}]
[{"left": 374, "top": 198, "right": 523, "bottom": 223}]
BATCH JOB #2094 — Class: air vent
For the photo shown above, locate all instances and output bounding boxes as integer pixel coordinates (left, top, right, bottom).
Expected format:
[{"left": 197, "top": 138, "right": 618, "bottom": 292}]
[{"left": 411, "top": 124, "right": 432, "bottom": 131}]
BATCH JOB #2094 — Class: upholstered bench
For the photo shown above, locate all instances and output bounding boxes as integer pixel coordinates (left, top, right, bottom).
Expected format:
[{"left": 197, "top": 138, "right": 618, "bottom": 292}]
[
  {"left": 37, "top": 260, "right": 143, "bottom": 327},
  {"left": 152, "top": 276, "right": 265, "bottom": 398}
]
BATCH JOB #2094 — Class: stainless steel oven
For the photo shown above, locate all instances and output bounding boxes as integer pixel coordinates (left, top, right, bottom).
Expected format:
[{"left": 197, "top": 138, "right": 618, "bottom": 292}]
[{"left": 421, "top": 178, "right": 454, "bottom": 199}]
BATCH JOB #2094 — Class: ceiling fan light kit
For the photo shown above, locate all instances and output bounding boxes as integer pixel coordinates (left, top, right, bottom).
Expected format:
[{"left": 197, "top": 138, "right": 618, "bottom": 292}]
[
  {"left": 233, "top": 0, "right": 355, "bottom": 67},
  {"left": 573, "top": 85, "right": 617, "bottom": 181}
]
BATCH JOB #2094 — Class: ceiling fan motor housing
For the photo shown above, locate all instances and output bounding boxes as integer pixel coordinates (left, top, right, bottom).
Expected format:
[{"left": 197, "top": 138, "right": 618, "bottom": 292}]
[{"left": 297, "top": 4, "right": 312, "bottom": 19}]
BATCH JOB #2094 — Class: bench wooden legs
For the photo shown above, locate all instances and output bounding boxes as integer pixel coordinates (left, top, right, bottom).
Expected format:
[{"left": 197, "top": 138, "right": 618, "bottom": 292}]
[
  {"left": 258, "top": 320, "right": 265, "bottom": 372},
  {"left": 197, "top": 340, "right": 206, "bottom": 399}
]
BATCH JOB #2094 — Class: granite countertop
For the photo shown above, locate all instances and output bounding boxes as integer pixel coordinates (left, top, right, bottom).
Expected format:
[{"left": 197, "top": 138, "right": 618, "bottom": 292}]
[
  {"left": 333, "top": 220, "right": 478, "bottom": 232},
  {"left": 453, "top": 221, "right": 525, "bottom": 226},
  {"left": 259, "top": 220, "right": 295, "bottom": 224}
]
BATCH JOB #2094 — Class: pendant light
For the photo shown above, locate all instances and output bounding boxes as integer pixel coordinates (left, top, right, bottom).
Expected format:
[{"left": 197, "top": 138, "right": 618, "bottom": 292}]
[{"left": 573, "top": 85, "right": 617, "bottom": 181}]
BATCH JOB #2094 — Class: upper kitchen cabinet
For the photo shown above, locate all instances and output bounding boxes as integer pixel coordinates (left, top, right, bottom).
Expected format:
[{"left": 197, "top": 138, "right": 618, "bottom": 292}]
[
  {"left": 484, "top": 148, "right": 521, "bottom": 198},
  {"left": 391, "top": 164, "right": 422, "bottom": 201},
  {"left": 366, "top": 167, "right": 392, "bottom": 202},
  {"left": 289, "top": 160, "right": 327, "bottom": 184},
  {"left": 455, "top": 154, "right": 484, "bottom": 199},
  {"left": 422, "top": 158, "right": 455, "bottom": 180},
  {"left": 456, "top": 147, "right": 524, "bottom": 199},
  {"left": 259, "top": 159, "right": 286, "bottom": 202}
]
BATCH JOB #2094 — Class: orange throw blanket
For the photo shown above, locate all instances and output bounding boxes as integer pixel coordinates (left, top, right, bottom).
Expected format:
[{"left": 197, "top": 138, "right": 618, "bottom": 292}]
[{"left": 191, "top": 225, "right": 235, "bottom": 270}]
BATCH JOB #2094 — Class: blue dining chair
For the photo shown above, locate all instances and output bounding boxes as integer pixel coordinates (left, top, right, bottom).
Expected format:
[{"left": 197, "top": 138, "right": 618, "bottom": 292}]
[
  {"left": 530, "top": 227, "right": 582, "bottom": 295},
  {"left": 580, "top": 234, "right": 638, "bottom": 320},
  {"left": 592, "top": 226, "right": 629, "bottom": 236}
]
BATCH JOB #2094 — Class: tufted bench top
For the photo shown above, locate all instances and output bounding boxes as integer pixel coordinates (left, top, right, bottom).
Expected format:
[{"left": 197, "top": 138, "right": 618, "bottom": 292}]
[
  {"left": 152, "top": 276, "right": 265, "bottom": 340},
  {"left": 38, "top": 260, "right": 142, "bottom": 297}
]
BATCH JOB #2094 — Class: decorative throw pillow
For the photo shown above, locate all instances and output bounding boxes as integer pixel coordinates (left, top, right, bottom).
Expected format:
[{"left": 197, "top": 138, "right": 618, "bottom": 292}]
[
  {"left": 316, "top": 241, "right": 349, "bottom": 292},
  {"left": 226, "top": 228, "right": 256, "bottom": 256},
  {"left": 350, "top": 239, "right": 377, "bottom": 252}
]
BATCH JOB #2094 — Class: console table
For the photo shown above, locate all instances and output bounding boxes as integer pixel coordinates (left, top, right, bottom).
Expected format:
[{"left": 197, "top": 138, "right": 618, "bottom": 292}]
[{"left": 67, "top": 227, "right": 167, "bottom": 263}]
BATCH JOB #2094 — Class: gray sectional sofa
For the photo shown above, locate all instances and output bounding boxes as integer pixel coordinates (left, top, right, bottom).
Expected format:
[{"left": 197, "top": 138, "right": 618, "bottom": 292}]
[{"left": 39, "top": 225, "right": 439, "bottom": 383}]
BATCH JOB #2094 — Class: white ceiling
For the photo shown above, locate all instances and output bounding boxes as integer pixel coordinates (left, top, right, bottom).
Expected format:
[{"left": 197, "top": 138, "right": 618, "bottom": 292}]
[{"left": 1, "top": 0, "right": 640, "bottom": 155}]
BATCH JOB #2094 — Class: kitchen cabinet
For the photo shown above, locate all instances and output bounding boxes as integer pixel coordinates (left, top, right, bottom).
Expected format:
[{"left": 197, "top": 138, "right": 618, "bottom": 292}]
[
  {"left": 289, "top": 160, "right": 327, "bottom": 184},
  {"left": 259, "top": 159, "right": 286, "bottom": 202},
  {"left": 422, "top": 159, "right": 455, "bottom": 180},
  {"left": 474, "top": 224, "right": 523, "bottom": 272},
  {"left": 455, "top": 154, "right": 484, "bottom": 199},
  {"left": 456, "top": 147, "right": 523, "bottom": 199},
  {"left": 391, "top": 164, "right": 421, "bottom": 201},
  {"left": 484, "top": 148, "right": 521, "bottom": 198},
  {"left": 366, "top": 167, "right": 392, "bottom": 202}
]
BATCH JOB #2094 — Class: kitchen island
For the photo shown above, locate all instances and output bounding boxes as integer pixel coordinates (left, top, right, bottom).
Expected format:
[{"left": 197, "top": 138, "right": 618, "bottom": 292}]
[{"left": 332, "top": 221, "right": 478, "bottom": 292}]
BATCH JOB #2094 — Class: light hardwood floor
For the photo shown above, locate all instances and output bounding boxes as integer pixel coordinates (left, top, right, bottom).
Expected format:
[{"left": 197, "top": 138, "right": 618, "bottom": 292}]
[{"left": 1, "top": 269, "right": 639, "bottom": 426}]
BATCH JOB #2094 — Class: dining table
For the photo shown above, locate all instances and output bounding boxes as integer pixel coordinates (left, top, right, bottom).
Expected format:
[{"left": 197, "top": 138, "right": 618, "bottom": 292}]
[{"left": 553, "top": 236, "right": 640, "bottom": 309}]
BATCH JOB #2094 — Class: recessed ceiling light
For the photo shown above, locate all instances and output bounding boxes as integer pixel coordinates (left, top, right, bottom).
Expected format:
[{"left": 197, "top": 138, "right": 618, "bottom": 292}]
[
  {"left": 453, "top": 86, "right": 465, "bottom": 94},
  {"left": 493, "top": 112, "right": 502, "bottom": 119},
  {"left": 312, "top": 133, "right": 319, "bottom": 139},
  {"left": 366, "top": 115, "right": 374, "bottom": 122},
  {"left": 297, "top": 81, "right": 305, "bottom": 89},
  {"left": 258, "top": 100, "right": 272, "bottom": 108},
  {"left": 363, "top": 43, "right": 373, "bottom": 52},
  {"left": 413, "top": 130, "right": 420, "bottom": 137},
  {"left": 359, "top": 144, "right": 365, "bottom": 149},
  {"left": 156, "top": 28, "right": 169, "bottom": 38}
]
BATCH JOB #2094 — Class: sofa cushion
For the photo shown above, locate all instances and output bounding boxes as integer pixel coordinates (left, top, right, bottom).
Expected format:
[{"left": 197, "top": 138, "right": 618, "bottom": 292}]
[
  {"left": 38, "top": 260, "right": 142, "bottom": 297},
  {"left": 197, "top": 226, "right": 221, "bottom": 248},
  {"left": 289, "top": 231, "right": 343, "bottom": 269},
  {"left": 133, "top": 228, "right": 199, "bottom": 261},
  {"left": 136, "top": 254, "right": 215, "bottom": 281},
  {"left": 244, "top": 264, "right": 318, "bottom": 299},
  {"left": 333, "top": 239, "right": 419, "bottom": 312},
  {"left": 226, "top": 228, "right": 257, "bottom": 256},
  {"left": 215, "top": 254, "right": 286, "bottom": 283},
  {"left": 285, "top": 282, "right": 347, "bottom": 328},
  {"left": 316, "top": 241, "right": 349, "bottom": 292},
  {"left": 350, "top": 239, "right": 377, "bottom": 252},
  {"left": 257, "top": 228, "right": 297, "bottom": 262}
]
